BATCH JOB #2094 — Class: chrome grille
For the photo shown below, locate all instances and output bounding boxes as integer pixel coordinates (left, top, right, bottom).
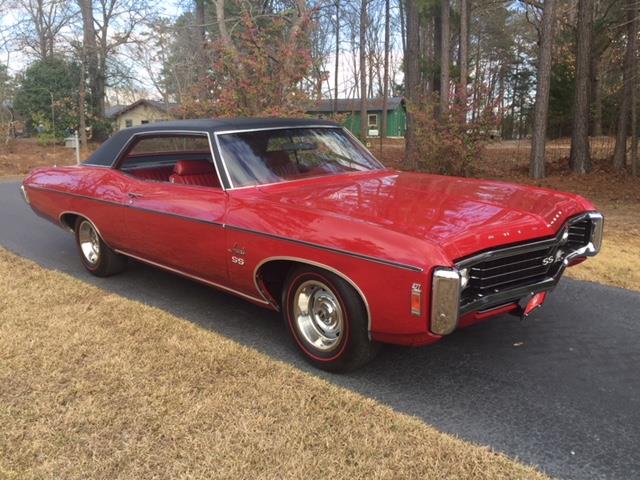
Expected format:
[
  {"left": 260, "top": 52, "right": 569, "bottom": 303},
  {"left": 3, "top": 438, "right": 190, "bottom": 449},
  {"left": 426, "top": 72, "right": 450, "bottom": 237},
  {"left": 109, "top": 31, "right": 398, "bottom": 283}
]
[
  {"left": 459, "top": 215, "right": 595, "bottom": 309},
  {"left": 464, "top": 245, "right": 560, "bottom": 304},
  {"left": 469, "top": 246, "right": 557, "bottom": 291}
]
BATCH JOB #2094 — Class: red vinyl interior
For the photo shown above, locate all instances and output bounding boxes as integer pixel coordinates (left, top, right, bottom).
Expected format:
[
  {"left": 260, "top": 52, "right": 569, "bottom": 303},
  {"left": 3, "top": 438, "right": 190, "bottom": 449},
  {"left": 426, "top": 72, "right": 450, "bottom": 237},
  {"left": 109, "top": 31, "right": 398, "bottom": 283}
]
[
  {"left": 126, "top": 160, "right": 220, "bottom": 188},
  {"left": 128, "top": 166, "right": 173, "bottom": 182},
  {"left": 170, "top": 160, "right": 220, "bottom": 188}
]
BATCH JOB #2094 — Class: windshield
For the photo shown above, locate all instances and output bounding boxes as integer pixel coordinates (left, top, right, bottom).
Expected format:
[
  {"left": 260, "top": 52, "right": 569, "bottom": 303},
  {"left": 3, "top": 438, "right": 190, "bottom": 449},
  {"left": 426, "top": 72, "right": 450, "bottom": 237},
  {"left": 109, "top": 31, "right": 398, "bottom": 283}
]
[{"left": 216, "top": 127, "right": 384, "bottom": 188}]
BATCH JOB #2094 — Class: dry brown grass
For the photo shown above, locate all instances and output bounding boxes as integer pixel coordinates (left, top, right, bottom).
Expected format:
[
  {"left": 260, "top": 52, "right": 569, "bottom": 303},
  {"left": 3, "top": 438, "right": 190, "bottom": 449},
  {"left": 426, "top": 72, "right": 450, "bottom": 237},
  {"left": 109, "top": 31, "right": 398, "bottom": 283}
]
[
  {"left": 0, "top": 248, "right": 548, "bottom": 480},
  {"left": 0, "top": 138, "right": 97, "bottom": 176}
]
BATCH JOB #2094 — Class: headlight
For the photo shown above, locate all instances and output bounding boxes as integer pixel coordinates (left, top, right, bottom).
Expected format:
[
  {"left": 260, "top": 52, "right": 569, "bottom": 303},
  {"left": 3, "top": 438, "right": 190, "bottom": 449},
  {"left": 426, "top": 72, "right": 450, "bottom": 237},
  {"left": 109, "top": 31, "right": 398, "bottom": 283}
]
[
  {"left": 430, "top": 268, "right": 460, "bottom": 336},
  {"left": 459, "top": 268, "right": 470, "bottom": 290}
]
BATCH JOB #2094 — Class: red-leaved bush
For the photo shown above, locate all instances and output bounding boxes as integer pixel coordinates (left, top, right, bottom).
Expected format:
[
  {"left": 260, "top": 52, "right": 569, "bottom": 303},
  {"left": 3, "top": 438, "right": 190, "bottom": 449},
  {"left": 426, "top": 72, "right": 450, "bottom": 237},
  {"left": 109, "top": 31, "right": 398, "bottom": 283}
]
[{"left": 181, "top": 4, "right": 314, "bottom": 119}]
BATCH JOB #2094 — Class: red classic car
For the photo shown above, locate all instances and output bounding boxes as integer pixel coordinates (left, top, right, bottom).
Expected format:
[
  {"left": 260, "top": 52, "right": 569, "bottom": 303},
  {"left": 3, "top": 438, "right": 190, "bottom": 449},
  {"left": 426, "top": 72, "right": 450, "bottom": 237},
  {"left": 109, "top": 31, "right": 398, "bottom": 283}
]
[{"left": 21, "top": 119, "right": 604, "bottom": 371}]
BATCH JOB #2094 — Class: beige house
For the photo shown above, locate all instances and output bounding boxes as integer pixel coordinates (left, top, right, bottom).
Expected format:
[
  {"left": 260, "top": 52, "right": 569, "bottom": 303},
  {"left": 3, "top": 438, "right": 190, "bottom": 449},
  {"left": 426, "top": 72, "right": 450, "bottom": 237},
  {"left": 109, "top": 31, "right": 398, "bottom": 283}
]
[{"left": 107, "top": 99, "right": 178, "bottom": 131}]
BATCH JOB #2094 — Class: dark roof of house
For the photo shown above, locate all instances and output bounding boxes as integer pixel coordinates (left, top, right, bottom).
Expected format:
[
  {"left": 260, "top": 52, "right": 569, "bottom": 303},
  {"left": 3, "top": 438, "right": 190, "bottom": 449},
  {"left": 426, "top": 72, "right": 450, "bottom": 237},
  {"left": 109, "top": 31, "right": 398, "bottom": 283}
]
[
  {"left": 307, "top": 97, "right": 404, "bottom": 113},
  {"left": 105, "top": 104, "right": 126, "bottom": 118},
  {"left": 85, "top": 117, "right": 341, "bottom": 167},
  {"left": 105, "top": 99, "right": 179, "bottom": 118}
]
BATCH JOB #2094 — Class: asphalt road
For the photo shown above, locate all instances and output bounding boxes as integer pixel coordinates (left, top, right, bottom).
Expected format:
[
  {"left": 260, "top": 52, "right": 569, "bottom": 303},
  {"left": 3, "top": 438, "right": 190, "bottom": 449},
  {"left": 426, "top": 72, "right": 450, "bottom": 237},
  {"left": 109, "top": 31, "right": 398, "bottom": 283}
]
[{"left": 1, "top": 179, "right": 639, "bottom": 480}]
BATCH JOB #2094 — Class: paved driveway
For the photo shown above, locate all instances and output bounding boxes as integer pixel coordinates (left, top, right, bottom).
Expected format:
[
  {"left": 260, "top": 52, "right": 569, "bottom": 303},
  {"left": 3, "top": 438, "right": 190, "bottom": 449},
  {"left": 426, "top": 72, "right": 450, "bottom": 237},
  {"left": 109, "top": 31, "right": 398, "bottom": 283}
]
[{"left": 1, "top": 180, "right": 639, "bottom": 479}]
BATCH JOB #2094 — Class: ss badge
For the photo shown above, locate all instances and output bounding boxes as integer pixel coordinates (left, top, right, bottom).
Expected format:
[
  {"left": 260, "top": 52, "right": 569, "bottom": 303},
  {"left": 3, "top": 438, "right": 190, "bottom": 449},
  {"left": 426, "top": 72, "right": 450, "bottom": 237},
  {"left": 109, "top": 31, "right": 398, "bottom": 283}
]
[
  {"left": 541, "top": 255, "right": 554, "bottom": 266},
  {"left": 231, "top": 256, "right": 245, "bottom": 266}
]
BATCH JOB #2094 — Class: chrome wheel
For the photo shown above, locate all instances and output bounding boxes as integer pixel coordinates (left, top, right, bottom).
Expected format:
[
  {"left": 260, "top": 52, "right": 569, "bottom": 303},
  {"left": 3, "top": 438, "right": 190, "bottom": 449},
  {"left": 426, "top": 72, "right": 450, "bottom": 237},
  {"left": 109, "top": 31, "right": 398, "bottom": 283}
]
[
  {"left": 293, "top": 280, "right": 344, "bottom": 352},
  {"left": 78, "top": 220, "right": 100, "bottom": 265}
]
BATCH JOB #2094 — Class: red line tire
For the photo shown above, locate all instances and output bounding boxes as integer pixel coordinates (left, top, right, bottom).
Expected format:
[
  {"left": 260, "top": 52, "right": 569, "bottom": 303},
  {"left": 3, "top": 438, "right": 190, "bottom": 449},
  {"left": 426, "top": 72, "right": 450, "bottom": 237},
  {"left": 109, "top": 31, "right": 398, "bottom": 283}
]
[
  {"left": 282, "top": 265, "right": 379, "bottom": 372},
  {"left": 74, "top": 217, "right": 127, "bottom": 277}
]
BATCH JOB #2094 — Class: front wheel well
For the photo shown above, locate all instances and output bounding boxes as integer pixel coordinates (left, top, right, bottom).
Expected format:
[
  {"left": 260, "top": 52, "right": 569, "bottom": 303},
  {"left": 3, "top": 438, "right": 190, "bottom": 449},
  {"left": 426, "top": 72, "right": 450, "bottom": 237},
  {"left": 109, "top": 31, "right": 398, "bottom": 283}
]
[
  {"left": 255, "top": 260, "right": 297, "bottom": 308},
  {"left": 255, "top": 259, "right": 369, "bottom": 318}
]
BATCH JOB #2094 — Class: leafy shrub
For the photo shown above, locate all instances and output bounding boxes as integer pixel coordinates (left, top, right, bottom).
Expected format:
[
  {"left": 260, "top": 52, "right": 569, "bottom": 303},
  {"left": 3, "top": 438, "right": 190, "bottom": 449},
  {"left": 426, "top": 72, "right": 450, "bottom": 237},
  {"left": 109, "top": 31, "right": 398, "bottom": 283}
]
[
  {"left": 406, "top": 94, "right": 500, "bottom": 177},
  {"left": 180, "top": 6, "right": 314, "bottom": 118},
  {"left": 36, "top": 132, "right": 60, "bottom": 146}
]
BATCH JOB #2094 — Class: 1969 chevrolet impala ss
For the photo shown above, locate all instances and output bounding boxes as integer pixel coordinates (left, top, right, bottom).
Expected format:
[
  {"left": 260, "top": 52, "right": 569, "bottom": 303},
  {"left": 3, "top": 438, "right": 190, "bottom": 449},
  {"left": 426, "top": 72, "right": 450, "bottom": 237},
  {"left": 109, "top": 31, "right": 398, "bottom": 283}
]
[{"left": 21, "top": 118, "right": 604, "bottom": 371}]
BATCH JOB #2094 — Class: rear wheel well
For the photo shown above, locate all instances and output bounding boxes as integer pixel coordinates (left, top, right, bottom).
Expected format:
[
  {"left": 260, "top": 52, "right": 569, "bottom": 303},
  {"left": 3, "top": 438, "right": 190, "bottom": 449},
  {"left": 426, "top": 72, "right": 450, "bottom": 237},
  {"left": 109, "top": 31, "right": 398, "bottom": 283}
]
[{"left": 60, "top": 213, "right": 80, "bottom": 232}]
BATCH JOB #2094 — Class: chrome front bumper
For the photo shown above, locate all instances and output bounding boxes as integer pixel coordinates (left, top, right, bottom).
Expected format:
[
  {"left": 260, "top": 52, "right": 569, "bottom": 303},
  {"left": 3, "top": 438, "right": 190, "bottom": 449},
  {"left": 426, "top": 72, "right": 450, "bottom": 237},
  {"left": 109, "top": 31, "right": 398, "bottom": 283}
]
[{"left": 430, "top": 212, "right": 604, "bottom": 336}]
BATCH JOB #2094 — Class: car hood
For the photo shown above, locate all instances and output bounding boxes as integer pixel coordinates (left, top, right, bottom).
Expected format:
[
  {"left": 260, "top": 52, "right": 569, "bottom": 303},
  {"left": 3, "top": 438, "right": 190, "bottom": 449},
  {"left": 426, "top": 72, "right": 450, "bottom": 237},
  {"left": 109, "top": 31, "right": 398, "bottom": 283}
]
[{"left": 257, "top": 170, "right": 594, "bottom": 260}]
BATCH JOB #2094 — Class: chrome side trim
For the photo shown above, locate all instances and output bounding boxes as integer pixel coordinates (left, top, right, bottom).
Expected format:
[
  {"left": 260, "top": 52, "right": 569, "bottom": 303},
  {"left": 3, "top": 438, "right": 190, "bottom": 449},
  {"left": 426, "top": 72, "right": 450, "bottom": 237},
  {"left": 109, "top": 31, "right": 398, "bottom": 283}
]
[
  {"left": 114, "top": 249, "right": 272, "bottom": 306},
  {"left": 226, "top": 224, "right": 423, "bottom": 272},
  {"left": 29, "top": 185, "right": 423, "bottom": 273},
  {"left": 31, "top": 185, "right": 225, "bottom": 228},
  {"left": 253, "top": 256, "right": 373, "bottom": 337},
  {"left": 19, "top": 184, "right": 30, "bottom": 204}
]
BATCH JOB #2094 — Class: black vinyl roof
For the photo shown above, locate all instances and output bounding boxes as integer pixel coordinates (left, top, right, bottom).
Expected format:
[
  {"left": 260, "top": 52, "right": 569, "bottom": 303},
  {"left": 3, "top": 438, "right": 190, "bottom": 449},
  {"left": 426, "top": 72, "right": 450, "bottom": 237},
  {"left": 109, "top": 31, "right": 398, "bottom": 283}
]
[{"left": 85, "top": 117, "right": 341, "bottom": 167}]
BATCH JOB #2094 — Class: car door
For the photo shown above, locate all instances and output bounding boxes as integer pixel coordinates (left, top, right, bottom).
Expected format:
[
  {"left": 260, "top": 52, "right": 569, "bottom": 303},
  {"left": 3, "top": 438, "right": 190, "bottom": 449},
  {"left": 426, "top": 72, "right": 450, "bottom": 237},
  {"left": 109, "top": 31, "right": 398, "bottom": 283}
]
[{"left": 115, "top": 132, "right": 230, "bottom": 285}]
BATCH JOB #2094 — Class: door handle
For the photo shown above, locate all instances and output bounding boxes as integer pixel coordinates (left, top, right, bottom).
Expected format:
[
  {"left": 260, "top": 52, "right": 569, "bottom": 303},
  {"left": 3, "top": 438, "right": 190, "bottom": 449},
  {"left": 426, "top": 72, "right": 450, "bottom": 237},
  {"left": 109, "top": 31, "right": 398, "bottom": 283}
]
[{"left": 128, "top": 192, "right": 144, "bottom": 199}]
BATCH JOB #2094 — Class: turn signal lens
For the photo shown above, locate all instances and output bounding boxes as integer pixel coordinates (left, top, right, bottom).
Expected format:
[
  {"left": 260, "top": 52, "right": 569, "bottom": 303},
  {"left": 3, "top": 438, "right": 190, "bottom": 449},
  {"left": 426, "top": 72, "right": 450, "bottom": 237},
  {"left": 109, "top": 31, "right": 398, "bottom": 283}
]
[{"left": 411, "top": 283, "right": 422, "bottom": 316}]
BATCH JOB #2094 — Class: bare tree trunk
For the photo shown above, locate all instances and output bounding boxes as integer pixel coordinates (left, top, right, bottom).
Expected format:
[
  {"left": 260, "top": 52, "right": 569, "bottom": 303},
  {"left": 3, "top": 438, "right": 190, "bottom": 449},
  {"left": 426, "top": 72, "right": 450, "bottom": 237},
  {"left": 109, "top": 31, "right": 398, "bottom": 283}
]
[
  {"left": 195, "top": 0, "right": 206, "bottom": 42},
  {"left": 78, "top": 0, "right": 99, "bottom": 117},
  {"left": 591, "top": 56, "right": 603, "bottom": 136},
  {"left": 632, "top": 3, "right": 639, "bottom": 176},
  {"left": 439, "top": 0, "right": 450, "bottom": 115},
  {"left": 569, "top": 0, "right": 592, "bottom": 174},
  {"left": 632, "top": 80, "right": 638, "bottom": 176},
  {"left": 334, "top": 0, "right": 340, "bottom": 114},
  {"left": 359, "top": 0, "right": 368, "bottom": 140},
  {"left": 399, "top": 0, "right": 406, "bottom": 58},
  {"left": 458, "top": 0, "right": 469, "bottom": 115},
  {"left": 510, "top": 44, "right": 521, "bottom": 140},
  {"left": 381, "top": 0, "right": 390, "bottom": 140},
  {"left": 613, "top": 0, "right": 637, "bottom": 171},
  {"left": 424, "top": 15, "right": 434, "bottom": 96},
  {"left": 529, "top": 0, "right": 557, "bottom": 179},
  {"left": 79, "top": 53, "right": 88, "bottom": 150},
  {"left": 195, "top": 0, "right": 207, "bottom": 89},
  {"left": 434, "top": 7, "right": 442, "bottom": 95},
  {"left": 403, "top": 0, "right": 420, "bottom": 169},
  {"left": 471, "top": 35, "right": 481, "bottom": 122}
]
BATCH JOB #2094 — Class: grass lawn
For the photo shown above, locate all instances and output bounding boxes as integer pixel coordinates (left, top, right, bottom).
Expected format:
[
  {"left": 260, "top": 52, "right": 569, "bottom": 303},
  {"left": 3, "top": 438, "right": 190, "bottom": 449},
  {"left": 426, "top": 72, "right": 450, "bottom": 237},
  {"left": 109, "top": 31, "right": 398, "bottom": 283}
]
[{"left": 0, "top": 248, "right": 547, "bottom": 479}]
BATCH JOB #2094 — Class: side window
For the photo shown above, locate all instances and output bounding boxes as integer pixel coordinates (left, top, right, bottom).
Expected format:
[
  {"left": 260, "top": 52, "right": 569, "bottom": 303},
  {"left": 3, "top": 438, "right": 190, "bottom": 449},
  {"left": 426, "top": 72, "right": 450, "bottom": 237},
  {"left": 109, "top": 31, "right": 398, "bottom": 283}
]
[
  {"left": 118, "top": 134, "right": 221, "bottom": 189},
  {"left": 125, "top": 119, "right": 133, "bottom": 128}
]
